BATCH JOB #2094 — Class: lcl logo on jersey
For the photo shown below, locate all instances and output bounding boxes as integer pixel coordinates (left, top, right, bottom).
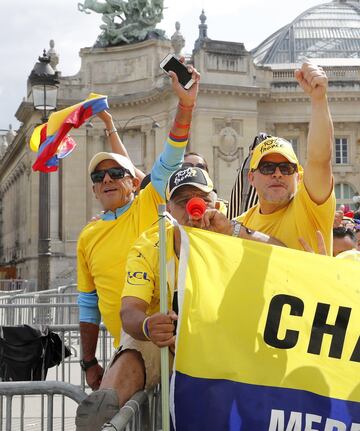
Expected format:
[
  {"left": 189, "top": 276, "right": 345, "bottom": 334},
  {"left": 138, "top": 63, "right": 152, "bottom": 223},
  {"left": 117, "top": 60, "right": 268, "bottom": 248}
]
[{"left": 127, "top": 271, "right": 150, "bottom": 285}]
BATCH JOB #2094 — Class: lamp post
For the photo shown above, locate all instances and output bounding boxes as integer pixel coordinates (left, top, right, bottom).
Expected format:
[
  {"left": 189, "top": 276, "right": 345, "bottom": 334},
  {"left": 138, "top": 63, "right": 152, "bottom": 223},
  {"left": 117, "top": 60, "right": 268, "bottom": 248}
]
[
  {"left": 120, "top": 114, "right": 160, "bottom": 136},
  {"left": 28, "top": 50, "right": 59, "bottom": 291},
  {"left": 118, "top": 114, "right": 160, "bottom": 171}
]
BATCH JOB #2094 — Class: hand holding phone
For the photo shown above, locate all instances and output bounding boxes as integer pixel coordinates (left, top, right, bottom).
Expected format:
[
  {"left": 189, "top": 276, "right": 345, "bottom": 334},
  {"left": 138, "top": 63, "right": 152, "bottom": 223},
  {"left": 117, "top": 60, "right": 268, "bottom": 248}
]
[{"left": 160, "top": 54, "right": 195, "bottom": 90}]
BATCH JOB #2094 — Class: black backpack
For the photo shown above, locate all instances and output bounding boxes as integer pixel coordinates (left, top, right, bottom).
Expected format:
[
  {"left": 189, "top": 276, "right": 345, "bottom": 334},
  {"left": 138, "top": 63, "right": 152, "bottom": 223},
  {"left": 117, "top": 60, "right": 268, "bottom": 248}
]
[{"left": 0, "top": 324, "right": 71, "bottom": 381}]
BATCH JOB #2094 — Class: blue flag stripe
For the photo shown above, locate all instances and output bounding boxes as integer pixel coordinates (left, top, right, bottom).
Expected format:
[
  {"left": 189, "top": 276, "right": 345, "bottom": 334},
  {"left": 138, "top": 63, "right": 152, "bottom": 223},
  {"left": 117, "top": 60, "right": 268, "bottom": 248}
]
[{"left": 173, "top": 371, "right": 360, "bottom": 431}]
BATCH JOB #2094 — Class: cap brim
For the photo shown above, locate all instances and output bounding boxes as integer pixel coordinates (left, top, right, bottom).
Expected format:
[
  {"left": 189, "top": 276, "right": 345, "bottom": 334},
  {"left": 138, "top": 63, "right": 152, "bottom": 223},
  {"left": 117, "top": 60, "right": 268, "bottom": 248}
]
[
  {"left": 88, "top": 152, "right": 136, "bottom": 177},
  {"left": 167, "top": 182, "right": 213, "bottom": 200},
  {"left": 251, "top": 150, "right": 299, "bottom": 169}
]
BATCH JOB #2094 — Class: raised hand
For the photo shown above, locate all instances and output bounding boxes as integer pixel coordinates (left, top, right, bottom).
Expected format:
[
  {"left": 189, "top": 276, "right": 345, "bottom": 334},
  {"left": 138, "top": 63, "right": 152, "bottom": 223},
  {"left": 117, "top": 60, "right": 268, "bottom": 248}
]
[
  {"left": 294, "top": 61, "right": 328, "bottom": 100},
  {"left": 168, "top": 57, "right": 201, "bottom": 107}
]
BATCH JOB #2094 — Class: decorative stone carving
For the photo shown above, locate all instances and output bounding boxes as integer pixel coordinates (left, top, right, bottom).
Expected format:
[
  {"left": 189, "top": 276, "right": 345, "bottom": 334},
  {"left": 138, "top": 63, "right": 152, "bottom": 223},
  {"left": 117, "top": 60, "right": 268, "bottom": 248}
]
[
  {"left": 91, "top": 55, "right": 149, "bottom": 84},
  {"left": 78, "top": 0, "right": 166, "bottom": 46},
  {"left": 212, "top": 119, "right": 242, "bottom": 166},
  {"left": 171, "top": 22, "right": 185, "bottom": 56},
  {"left": 47, "top": 40, "right": 59, "bottom": 70},
  {"left": 218, "top": 127, "right": 238, "bottom": 155},
  {"left": 206, "top": 53, "right": 247, "bottom": 73},
  {"left": 194, "top": 9, "right": 209, "bottom": 51}
]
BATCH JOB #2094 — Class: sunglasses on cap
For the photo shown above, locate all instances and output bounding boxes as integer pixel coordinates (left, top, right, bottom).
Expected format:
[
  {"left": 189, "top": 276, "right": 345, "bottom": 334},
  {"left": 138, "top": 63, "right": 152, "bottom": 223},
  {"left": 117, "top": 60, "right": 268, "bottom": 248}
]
[
  {"left": 181, "top": 162, "right": 208, "bottom": 171},
  {"left": 255, "top": 161, "right": 298, "bottom": 176},
  {"left": 90, "top": 167, "right": 132, "bottom": 183}
]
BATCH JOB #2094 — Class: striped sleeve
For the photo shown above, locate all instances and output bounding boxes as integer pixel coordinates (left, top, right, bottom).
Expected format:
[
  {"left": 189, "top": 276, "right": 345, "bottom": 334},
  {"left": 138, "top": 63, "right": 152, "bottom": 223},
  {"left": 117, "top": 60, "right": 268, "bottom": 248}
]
[{"left": 151, "top": 134, "right": 188, "bottom": 198}]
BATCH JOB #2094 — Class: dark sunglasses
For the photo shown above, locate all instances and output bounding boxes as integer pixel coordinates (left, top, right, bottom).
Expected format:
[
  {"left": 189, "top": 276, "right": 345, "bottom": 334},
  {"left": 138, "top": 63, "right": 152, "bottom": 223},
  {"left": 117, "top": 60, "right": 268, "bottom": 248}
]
[
  {"left": 255, "top": 162, "right": 298, "bottom": 176},
  {"left": 90, "top": 167, "right": 131, "bottom": 183},
  {"left": 181, "top": 162, "right": 208, "bottom": 171}
]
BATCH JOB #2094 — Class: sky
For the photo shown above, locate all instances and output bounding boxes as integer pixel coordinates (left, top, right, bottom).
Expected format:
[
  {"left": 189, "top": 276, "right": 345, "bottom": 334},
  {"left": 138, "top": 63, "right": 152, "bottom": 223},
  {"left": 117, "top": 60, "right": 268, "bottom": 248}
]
[{"left": 0, "top": 0, "right": 328, "bottom": 130}]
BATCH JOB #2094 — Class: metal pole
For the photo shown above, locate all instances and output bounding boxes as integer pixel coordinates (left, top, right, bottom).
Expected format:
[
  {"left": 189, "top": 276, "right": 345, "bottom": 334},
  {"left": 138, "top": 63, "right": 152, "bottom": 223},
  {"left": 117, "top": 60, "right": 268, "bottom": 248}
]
[
  {"left": 37, "top": 171, "right": 51, "bottom": 292},
  {"left": 158, "top": 204, "right": 170, "bottom": 431}
]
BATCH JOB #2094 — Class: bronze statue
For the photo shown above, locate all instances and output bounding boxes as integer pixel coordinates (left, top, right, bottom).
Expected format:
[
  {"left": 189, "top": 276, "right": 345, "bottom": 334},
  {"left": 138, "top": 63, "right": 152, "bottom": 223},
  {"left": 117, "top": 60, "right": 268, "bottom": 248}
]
[{"left": 78, "top": 0, "right": 165, "bottom": 46}]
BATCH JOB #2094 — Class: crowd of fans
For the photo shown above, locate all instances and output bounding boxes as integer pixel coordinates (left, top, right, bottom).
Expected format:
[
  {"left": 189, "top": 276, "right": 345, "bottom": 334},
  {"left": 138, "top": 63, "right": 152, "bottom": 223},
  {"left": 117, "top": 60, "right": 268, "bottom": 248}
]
[
  {"left": 332, "top": 206, "right": 360, "bottom": 258},
  {"left": 74, "top": 60, "right": 359, "bottom": 430}
]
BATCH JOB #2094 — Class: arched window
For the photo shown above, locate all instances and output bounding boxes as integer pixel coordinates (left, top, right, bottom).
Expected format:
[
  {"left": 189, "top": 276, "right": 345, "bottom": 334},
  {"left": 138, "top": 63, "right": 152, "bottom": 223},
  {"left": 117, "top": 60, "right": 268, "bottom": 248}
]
[{"left": 335, "top": 183, "right": 357, "bottom": 209}]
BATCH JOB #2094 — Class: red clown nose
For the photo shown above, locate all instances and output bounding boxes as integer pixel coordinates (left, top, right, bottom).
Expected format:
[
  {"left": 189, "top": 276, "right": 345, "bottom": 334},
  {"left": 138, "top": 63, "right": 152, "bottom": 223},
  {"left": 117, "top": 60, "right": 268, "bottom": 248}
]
[{"left": 186, "top": 197, "right": 207, "bottom": 220}]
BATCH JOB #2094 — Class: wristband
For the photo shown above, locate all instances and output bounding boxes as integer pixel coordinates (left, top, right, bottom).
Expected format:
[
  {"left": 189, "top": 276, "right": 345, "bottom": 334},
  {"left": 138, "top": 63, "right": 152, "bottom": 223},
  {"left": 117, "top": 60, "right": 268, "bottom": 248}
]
[
  {"left": 142, "top": 317, "right": 151, "bottom": 340},
  {"left": 174, "top": 120, "right": 190, "bottom": 129},
  {"left": 231, "top": 220, "right": 242, "bottom": 237},
  {"left": 80, "top": 357, "right": 98, "bottom": 371},
  {"left": 178, "top": 103, "right": 195, "bottom": 111},
  {"left": 104, "top": 128, "right": 117, "bottom": 137},
  {"left": 169, "top": 132, "right": 189, "bottom": 141}
]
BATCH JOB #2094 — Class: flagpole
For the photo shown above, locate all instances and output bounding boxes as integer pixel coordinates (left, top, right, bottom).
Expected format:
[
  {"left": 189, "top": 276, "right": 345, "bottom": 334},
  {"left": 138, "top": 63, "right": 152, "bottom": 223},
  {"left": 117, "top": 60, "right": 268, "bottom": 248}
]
[{"left": 158, "top": 203, "right": 170, "bottom": 431}]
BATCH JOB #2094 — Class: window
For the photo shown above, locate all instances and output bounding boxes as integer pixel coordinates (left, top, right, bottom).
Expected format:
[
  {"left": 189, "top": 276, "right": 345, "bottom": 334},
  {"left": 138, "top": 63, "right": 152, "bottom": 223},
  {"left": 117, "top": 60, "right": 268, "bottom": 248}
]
[
  {"left": 335, "top": 138, "right": 348, "bottom": 164},
  {"left": 335, "top": 183, "right": 357, "bottom": 209}
]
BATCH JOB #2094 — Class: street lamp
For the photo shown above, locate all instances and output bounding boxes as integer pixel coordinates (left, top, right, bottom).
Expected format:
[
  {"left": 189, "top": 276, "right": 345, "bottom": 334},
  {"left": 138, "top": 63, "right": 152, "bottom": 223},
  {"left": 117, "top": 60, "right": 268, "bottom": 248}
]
[
  {"left": 120, "top": 115, "right": 160, "bottom": 136},
  {"left": 28, "top": 50, "right": 59, "bottom": 291},
  {"left": 29, "top": 50, "right": 59, "bottom": 122}
]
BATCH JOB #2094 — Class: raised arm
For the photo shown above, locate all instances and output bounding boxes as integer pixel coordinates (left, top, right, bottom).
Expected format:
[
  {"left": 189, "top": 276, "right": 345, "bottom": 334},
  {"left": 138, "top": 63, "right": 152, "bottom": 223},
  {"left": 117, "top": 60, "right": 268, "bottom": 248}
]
[
  {"left": 151, "top": 61, "right": 201, "bottom": 198},
  {"left": 96, "top": 110, "right": 145, "bottom": 184},
  {"left": 294, "top": 62, "right": 334, "bottom": 204}
]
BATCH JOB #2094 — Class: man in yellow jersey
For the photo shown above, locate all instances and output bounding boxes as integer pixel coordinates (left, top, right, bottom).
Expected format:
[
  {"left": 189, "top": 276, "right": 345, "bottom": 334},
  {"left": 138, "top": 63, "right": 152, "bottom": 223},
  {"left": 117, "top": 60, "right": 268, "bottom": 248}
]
[
  {"left": 234, "top": 61, "right": 335, "bottom": 254},
  {"left": 117, "top": 167, "right": 284, "bottom": 400},
  {"left": 75, "top": 63, "right": 201, "bottom": 431}
]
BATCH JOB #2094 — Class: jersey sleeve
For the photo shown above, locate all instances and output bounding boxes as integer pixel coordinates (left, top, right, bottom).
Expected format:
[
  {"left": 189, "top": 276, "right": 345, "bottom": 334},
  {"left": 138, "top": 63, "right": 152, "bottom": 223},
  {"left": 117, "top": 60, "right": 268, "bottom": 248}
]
[{"left": 122, "top": 234, "right": 156, "bottom": 305}]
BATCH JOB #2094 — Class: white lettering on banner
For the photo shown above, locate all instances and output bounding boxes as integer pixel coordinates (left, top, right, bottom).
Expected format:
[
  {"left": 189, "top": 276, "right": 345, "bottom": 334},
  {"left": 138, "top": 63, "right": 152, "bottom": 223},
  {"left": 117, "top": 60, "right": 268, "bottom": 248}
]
[
  {"left": 269, "top": 410, "right": 302, "bottom": 431},
  {"left": 324, "top": 419, "right": 346, "bottom": 431},
  {"left": 305, "top": 414, "right": 322, "bottom": 431},
  {"left": 268, "top": 410, "right": 360, "bottom": 431}
]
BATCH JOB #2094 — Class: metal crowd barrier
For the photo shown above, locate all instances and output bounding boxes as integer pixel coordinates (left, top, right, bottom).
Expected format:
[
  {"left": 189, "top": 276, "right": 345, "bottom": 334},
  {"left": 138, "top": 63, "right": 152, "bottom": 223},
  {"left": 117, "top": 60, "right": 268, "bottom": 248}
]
[
  {"left": 0, "top": 285, "right": 79, "bottom": 325},
  {"left": 0, "top": 381, "right": 86, "bottom": 431},
  {"left": 0, "top": 279, "right": 36, "bottom": 293},
  {"left": 0, "top": 302, "right": 79, "bottom": 326},
  {"left": 0, "top": 323, "right": 161, "bottom": 430},
  {"left": 102, "top": 387, "right": 161, "bottom": 431},
  {"left": 0, "top": 289, "right": 161, "bottom": 430}
]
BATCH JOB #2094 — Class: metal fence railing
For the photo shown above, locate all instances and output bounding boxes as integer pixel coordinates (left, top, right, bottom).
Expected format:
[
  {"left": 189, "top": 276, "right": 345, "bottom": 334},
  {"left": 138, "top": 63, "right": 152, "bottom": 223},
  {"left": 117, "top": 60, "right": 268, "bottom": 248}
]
[
  {"left": 102, "top": 387, "right": 161, "bottom": 431},
  {"left": 0, "top": 381, "right": 160, "bottom": 431},
  {"left": 0, "top": 279, "right": 36, "bottom": 293},
  {"left": 0, "top": 285, "right": 79, "bottom": 326},
  {"left": 0, "top": 311, "right": 161, "bottom": 430},
  {"left": 0, "top": 381, "right": 86, "bottom": 431}
]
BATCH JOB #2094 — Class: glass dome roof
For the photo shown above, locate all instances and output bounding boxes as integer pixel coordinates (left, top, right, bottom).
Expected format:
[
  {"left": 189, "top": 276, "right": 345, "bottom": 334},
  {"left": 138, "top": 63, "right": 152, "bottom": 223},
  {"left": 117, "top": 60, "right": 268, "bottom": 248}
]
[{"left": 252, "top": 0, "right": 360, "bottom": 65}]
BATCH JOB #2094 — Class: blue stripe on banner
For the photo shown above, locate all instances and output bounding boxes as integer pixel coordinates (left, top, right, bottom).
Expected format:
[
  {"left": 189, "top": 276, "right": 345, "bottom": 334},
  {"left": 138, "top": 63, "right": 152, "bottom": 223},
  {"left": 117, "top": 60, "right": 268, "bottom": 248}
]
[
  {"left": 83, "top": 97, "right": 108, "bottom": 113},
  {"left": 173, "top": 372, "right": 360, "bottom": 431},
  {"left": 37, "top": 135, "right": 55, "bottom": 156}
]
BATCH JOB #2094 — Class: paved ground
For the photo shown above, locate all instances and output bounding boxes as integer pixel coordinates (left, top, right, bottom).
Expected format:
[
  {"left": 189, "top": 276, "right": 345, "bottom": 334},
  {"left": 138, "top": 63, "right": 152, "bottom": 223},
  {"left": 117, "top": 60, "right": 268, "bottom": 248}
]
[{"left": 2, "top": 416, "right": 76, "bottom": 431}]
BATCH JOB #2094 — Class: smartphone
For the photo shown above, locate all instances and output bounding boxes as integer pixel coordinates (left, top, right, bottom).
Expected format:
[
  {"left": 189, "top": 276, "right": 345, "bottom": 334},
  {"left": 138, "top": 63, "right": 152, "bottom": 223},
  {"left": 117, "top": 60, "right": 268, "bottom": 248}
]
[{"left": 160, "top": 54, "right": 195, "bottom": 90}]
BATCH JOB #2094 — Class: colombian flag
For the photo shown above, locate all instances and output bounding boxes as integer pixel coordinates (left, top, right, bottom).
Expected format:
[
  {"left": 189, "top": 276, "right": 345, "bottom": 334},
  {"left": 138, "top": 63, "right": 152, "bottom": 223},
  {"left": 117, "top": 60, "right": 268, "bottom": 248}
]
[
  {"left": 171, "top": 227, "right": 360, "bottom": 430},
  {"left": 30, "top": 93, "right": 108, "bottom": 172}
]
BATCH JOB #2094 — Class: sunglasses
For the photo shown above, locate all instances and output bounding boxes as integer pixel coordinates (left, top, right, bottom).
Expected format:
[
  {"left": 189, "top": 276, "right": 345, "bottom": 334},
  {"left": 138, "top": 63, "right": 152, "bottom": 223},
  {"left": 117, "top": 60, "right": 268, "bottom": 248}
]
[
  {"left": 181, "top": 162, "right": 208, "bottom": 171},
  {"left": 255, "top": 162, "right": 298, "bottom": 176},
  {"left": 90, "top": 167, "right": 131, "bottom": 183}
]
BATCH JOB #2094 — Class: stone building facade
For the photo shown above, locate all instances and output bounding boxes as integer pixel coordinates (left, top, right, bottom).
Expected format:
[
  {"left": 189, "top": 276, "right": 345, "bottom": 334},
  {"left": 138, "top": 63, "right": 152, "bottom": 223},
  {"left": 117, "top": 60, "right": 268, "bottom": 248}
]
[{"left": 0, "top": 0, "right": 359, "bottom": 285}]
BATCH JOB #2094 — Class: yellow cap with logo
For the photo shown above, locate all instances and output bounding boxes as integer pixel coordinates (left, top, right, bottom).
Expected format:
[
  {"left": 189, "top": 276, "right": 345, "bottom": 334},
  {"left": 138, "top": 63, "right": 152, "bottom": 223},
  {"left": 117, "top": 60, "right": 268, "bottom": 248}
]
[{"left": 250, "top": 137, "right": 300, "bottom": 170}]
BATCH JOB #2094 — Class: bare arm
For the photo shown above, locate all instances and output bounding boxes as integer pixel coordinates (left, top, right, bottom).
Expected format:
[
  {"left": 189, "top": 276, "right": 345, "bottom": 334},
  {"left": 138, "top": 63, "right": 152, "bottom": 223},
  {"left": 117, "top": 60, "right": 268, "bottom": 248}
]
[
  {"left": 181, "top": 209, "right": 287, "bottom": 247},
  {"left": 96, "top": 110, "right": 145, "bottom": 184},
  {"left": 80, "top": 322, "right": 104, "bottom": 390},
  {"left": 294, "top": 62, "right": 333, "bottom": 205},
  {"left": 121, "top": 296, "right": 177, "bottom": 347}
]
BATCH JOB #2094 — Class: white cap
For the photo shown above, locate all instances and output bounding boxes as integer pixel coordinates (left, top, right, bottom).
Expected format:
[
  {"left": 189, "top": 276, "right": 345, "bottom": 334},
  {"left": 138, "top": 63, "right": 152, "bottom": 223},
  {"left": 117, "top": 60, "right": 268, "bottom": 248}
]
[{"left": 88, "top": 152, "right": 136, "bottom": 178}]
